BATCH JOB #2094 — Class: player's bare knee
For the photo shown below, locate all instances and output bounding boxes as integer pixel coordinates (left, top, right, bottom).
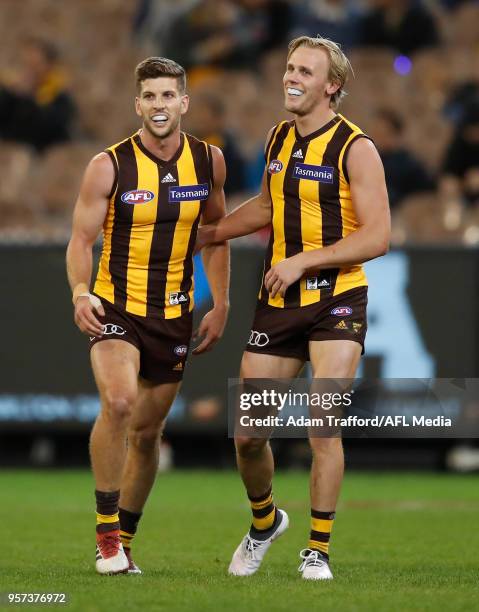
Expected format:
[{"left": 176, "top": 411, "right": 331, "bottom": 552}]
[
  {"left": 128, "top": 424, "right": 163, "bottom": 454},
  {"left": 102, "top": 391, "right": 136, "bottom": 422},
  {"left": 235, "top": 436, "right": 267, "bottom": 458}
]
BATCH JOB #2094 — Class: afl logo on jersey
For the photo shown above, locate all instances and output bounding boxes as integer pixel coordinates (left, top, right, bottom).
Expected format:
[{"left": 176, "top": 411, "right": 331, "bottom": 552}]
[
  {"left": 268, "top": 160, "right": 283, "bottom": 174},
  {"left": 121, "top": 190, "right": 155, "bottom": 204}
]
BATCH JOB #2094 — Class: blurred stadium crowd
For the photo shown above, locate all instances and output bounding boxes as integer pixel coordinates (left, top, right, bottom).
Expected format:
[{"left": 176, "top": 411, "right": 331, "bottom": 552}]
[{"left": 1, "top": 0, "right": 479, "bottom": 245}]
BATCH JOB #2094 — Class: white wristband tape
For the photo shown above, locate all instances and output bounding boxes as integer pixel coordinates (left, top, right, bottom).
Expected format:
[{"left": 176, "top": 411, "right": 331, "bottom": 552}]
[{"left": 77, "top": 292, "right": 102, "bottom": 310}]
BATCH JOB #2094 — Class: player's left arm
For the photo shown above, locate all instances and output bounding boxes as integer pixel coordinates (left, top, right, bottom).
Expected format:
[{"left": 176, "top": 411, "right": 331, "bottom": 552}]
[
  {"left": 265, "top": 138, "right": 390, "bottom": 298},
  {"left": 193, "top": 145, "right": 230, "bottom": 355}
]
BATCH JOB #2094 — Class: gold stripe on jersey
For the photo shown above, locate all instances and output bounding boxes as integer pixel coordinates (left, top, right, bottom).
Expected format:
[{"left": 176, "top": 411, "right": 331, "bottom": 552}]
[
  {"left": 94, "top": 150, "right": 118, "bottom": 304},
  {"left": 164, "top": 138, "right": 201, "bottom": 319},
  {"left": 265, "top": 123, "right": 284, "bottom": 163},
  {"left": 333, "top": 122, "right": 368, "bottom": 296},
  {"left": 124, "top": 140, "right": 159, "bottom": 316},
  {"left": 268, "top": 125, "right": 296, "bottom": 309},
  {"left": 299, "top": 136, "right": 329, "bottom": 307},
  {"left": 257, "top": 122, "right": 289, "bottom": 303},
  {"left": 94, "top": 135, "right": 131, "bottom": 305}
]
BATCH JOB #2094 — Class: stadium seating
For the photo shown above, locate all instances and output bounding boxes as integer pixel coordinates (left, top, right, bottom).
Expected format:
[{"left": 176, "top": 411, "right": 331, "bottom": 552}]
[{"left": 0, "top": 0, "right": 479, "bottom": 244}]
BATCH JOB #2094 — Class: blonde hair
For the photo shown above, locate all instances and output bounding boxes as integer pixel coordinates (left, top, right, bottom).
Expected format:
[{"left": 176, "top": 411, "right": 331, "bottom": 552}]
[{"left": 287, "top": 36, "right": 352, "bottom": 109}]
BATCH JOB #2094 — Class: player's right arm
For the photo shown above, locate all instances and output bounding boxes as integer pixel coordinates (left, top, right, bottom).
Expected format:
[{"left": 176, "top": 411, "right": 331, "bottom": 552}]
[
  {"left": 66, "top": 152, "right": 114, "bottom": 337},
  {"left": 196, "top": 128, "right": 274, "bottom": 249},
  {"left": 197, "top": 172, "right": 272, "bottom": 248}
]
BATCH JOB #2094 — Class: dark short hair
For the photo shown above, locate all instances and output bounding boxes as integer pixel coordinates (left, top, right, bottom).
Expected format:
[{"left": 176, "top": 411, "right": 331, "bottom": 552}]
[{"left": 135, "top": 57, "right": 186, "bottom": 93}]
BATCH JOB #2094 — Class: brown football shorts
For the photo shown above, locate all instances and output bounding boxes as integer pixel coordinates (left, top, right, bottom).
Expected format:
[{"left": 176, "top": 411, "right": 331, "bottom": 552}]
[
  {"left": 89, "top": 296, "right": 193, "bottom": 383},
  {"left": 245, "top": 286, "right": 368, "bottom": 360}
]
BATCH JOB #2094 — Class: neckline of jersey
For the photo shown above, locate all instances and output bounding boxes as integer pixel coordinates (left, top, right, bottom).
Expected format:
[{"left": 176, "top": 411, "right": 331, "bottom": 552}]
[
  {"left": 294, "top": 114, "right": 342, "bottom": 143},
  {"left": 133, "top": 131, "right": 185, "bottom": 166}
]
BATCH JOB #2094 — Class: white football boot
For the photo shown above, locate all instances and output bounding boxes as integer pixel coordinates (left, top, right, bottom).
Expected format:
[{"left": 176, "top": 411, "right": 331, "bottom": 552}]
[
  {"left": 228, "top": 509, "right": 289, "bottom": 576},
  {"left": 95, "top": 531, "right": 129, "bottom": 575},
  {"left": 298, "top": 548, "right": 333, "bottom": 580},
  {"left": 124, "top": 548, "right": 142, "bottom": 575}
]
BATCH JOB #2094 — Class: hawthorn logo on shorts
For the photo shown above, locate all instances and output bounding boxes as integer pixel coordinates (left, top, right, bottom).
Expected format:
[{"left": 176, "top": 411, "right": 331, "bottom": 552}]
[
  {"left": 121, "top": 190, "right": 155, "bottom": 204},
  {"left": 248, "top": 330, "right": 270, "bottom": 347},
  {"left": 169, "top": 291, "right": 189, "bottom": 306},
  {"left": 331, "top": 306, "right": 353, "bottom": 316},
  {"left": 352, "top": 322, "right": 363, "bottom": 333},
  {"left": 103, "top": 324, "right": 126, "bottom": 335},
  {"left": 268, "top": 160, "right": 283, "bottom": 174},
  {"left": 90, "top": 323, "right": 127, "bottom": 340},
  {"left": 174, "top": 345, "right": 188, "bottom": 357}
]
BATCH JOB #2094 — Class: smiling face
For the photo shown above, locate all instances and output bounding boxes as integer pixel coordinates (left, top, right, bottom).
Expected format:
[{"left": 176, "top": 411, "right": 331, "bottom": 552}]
[
  {"left": 283, "top": 46, "right": 340, "bottom": 117},
  {"left": 135, "top": 77, "right": 189, "bottom": 139}
]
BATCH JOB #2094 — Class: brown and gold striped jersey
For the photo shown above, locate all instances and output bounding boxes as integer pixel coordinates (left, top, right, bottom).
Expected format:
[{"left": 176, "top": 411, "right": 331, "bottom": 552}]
[
  {"left": 261, "top": 114, "right": 369, "bottom": 309},
  {"left": 93, "top": 131, "right": 213, "bottom": 319}
]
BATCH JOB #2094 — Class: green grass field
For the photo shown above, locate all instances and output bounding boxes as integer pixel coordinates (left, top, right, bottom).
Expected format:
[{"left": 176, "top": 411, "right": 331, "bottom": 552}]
[{"left": 2, "top": 470, "right": 478, "bottom": 611}]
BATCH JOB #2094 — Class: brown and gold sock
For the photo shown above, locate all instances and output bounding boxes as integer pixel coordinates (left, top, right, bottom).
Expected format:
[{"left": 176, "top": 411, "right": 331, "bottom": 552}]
[
  {"left": 248, "top": 486, "right": 277, "bottom": 537},
  {"left": 119, "top": 507, "right": 143, "bottom": 552},
  {"left": 308, "top": 509, "right": 335, "bottom": 560},
  {"left": 95, "top": 489, "right": 120, "bottom": 535}
]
